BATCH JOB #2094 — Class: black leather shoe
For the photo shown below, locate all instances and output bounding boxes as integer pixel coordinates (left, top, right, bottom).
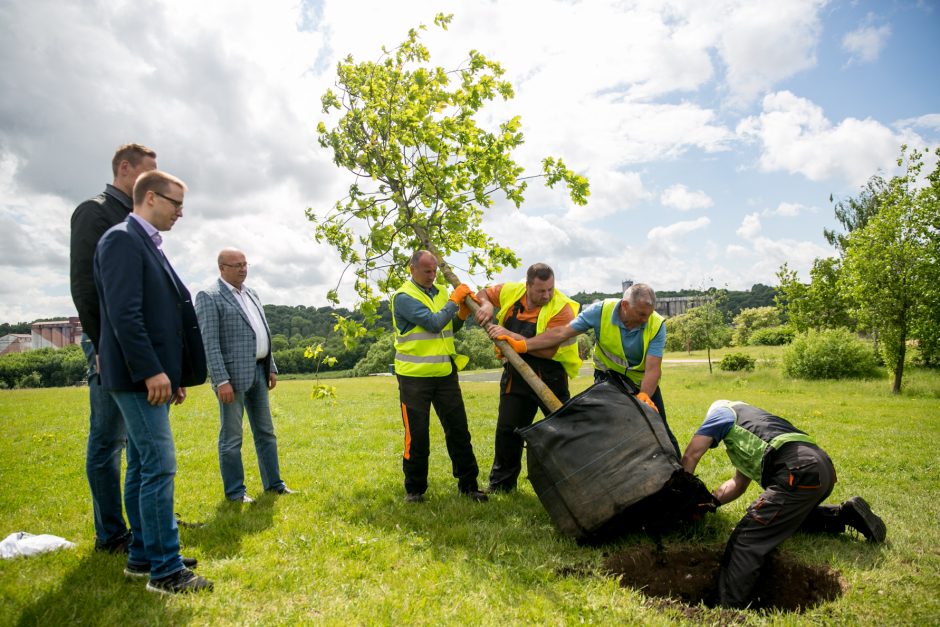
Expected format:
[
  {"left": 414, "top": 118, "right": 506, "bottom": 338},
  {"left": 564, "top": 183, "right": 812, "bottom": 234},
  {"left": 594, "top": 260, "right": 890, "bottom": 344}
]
[
  {"left": 405, "top": 493, "right": 424, "bottom": 503},
  {"left": 94, "top": 531, "right": 132, "bottom": 554},
  {"left": 460, "top": 489, "right": 488, "bottom": 503},
  {"left": 486, "top": 484, "right": 515, "bottom": 494}
]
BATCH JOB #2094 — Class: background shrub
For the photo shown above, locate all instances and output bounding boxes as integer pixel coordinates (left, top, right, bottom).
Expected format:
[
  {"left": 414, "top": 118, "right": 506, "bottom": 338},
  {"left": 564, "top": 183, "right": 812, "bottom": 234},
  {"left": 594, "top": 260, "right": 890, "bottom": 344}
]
[
  {"left": 0, "top": 345, "right": 86, "bottom": 389},
  {"left": 749, "top": 325, "right": 796, "bottom": 346},
  {"left": 782, "top": 328, "right": 880, "bottom": 380},
  {"left": 719, "top": 352, "right": 756, "bottom": 371},
  {"left": 731, "top": 306, "right": 780, "bottom": 346}
]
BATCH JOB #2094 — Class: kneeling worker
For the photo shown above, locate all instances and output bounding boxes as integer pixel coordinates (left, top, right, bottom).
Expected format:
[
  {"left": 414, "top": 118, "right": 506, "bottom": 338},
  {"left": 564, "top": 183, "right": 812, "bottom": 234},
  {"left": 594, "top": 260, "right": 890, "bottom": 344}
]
[
  {"left": 474, "top": 263, "right": 580, "bottom": 493},
  {"left": 681, "top": 400, "right": 887, "bottom": 608}
]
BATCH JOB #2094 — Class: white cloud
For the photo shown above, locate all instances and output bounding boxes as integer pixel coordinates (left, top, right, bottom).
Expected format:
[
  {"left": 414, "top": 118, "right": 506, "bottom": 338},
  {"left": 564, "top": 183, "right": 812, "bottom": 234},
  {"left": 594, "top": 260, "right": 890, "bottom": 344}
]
[
  {"left": 895, "top": 113, "right": 940, "bottom": 132},
  {"left": 647, "top": 217, "right": 711, "bottom": 241},
  {"left": 715, "top": 0, "right": 826, "bottom": 105},
  {"left": 738, "top": 90, "right": 921, "bottom": 185},
  {"left": 736, "top": 213, "right": 762, "bottom": 239},
  {"left": 762, "top": 202, "right": 808, "bottom": 217},
  {"left": 565, "top": 170, "right": 651, "bottom": 221},
  {"left": 660, "top": 184, "right": 714, "bottom": 211},
  {"left": 842, "top": 24, "right": 891, "bottom": 64}
]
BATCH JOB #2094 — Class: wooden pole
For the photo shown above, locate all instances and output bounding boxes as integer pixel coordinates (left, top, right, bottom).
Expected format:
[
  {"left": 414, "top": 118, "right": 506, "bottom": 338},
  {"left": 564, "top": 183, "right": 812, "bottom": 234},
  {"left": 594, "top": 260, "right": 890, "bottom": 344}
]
[{"left": 425, "top": 247, "right": 565, "bottom": 413}]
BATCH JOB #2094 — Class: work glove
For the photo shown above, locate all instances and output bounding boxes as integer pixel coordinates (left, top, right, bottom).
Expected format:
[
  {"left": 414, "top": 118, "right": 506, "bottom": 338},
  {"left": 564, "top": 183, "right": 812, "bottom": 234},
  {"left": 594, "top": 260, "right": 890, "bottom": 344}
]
[
  {"left": 449, "top": 283, "right": 475, "bottom": 306},
  {"left": 636, "top": 392, "right": 658, "bottom": 413},
  {"left": 496, "top": 335, "right": 527, "bottom": 354},
  {"left": 457, "top": 300, "right": 471, "bottom": 321}
]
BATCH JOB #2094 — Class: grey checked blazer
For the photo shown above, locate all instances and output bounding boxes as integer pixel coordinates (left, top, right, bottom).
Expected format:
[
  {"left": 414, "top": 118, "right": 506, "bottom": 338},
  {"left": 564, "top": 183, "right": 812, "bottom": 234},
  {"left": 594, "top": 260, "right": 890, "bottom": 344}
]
[{"left": 195, "top": 278, "right": 277, "bottom": 391}]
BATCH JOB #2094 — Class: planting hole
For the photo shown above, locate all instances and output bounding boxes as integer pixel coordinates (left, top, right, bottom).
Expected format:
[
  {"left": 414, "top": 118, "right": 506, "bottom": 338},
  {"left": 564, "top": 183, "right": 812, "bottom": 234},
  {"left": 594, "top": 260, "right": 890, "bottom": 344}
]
[{"left": 603, "top": 545, "right": 845, "bottom": 614}]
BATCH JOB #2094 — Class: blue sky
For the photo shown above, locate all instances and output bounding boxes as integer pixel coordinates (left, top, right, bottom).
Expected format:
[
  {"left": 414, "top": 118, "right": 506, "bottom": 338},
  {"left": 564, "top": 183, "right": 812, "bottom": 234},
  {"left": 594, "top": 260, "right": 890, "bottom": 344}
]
[{"left": 0, "top": 0, "right": 938, "bottom": 321}]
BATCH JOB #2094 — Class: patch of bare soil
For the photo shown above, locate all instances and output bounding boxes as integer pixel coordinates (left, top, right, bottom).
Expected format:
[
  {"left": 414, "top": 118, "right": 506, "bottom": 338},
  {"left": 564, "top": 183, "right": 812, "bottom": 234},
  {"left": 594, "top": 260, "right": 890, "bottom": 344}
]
[{"left": 603, "top": 545, "right": 845, "bottom": 615}]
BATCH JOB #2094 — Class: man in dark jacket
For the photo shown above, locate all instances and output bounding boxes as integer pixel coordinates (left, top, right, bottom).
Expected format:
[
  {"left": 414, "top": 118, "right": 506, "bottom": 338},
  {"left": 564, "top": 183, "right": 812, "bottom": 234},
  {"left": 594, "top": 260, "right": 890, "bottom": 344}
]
[
  {"left": 681, "top": 400, "right": 887, "bottom": 608},
  {"left": 95, "top": 169, "right": 211, "bottom": 594},
  {"left": 69, "top": 143, "right": 156, "bottom": 553}
]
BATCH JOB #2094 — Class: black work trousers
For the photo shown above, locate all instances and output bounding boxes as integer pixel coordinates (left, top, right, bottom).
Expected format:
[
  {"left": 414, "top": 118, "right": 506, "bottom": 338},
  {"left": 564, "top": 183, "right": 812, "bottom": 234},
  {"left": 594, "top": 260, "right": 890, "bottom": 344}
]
[
  {"left": 719, "top": 443, "right": 841, "bottom": 608},
  {"left": 397, "top": 368, "right": 480, "bottom": 495},
  {"left": 487, "top": 363, "right": 570, "bottom": 492}
]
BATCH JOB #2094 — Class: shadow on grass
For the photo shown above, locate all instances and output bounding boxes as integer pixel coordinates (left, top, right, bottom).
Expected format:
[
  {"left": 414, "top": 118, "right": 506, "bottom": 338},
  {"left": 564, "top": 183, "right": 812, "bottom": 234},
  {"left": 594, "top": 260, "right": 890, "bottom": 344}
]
[
  {"left": 14, "top": 551, "right": 193, "bottom": 626},
  {"left": 180, "top": 494, "right": 276, "bottom": 559}
]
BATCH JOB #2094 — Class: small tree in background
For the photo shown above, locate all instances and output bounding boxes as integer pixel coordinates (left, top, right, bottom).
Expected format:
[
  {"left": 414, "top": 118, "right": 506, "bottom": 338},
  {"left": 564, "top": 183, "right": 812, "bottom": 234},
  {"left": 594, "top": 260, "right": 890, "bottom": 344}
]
[{"left": 840, "top": 146, "right": 940, "bottom": 393}]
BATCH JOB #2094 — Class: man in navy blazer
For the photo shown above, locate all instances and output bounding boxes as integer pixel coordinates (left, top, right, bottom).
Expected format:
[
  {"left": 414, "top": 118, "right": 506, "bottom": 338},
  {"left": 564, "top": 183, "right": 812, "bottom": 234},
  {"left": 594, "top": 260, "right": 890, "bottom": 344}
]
[
  {"left": 195, "top": 248, "right": 292, "bottom": 502},
  {"left": 94, "top": 170, "right": 212, "bottom": 595}
]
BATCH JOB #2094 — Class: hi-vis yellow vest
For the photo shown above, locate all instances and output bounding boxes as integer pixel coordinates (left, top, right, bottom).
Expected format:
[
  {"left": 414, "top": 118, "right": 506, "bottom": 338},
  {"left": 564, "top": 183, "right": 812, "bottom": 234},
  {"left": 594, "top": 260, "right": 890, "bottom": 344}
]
[
  {"left": 391, "top": 280, "right": 469, "bottom": 377},
  {"left": 593, "top": 298, "right": 664, "bottom": 385},
  {"left": 496, "top": 282, "right": 582, "bottom": 379}
]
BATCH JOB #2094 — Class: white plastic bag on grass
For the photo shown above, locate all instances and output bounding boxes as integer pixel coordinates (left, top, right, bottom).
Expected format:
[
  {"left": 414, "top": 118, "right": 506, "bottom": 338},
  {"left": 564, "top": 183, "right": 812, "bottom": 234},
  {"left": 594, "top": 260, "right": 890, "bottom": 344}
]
[{"left": 0, "top": 532, "right": 76, "bottom": 558}]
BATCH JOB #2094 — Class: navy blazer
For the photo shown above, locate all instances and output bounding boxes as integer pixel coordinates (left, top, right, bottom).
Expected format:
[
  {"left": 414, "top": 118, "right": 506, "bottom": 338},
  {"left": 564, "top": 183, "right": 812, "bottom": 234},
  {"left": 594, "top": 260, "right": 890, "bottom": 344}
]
[{"left": 93, "top": 216, "right": 207, "bottom": 392}]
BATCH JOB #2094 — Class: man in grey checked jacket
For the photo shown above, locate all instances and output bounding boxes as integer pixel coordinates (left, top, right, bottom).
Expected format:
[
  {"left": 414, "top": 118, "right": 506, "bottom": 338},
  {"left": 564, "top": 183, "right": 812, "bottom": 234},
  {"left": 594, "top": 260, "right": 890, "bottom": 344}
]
[{"left": 195, "top": 248, "right": 293, "bottom": 502}]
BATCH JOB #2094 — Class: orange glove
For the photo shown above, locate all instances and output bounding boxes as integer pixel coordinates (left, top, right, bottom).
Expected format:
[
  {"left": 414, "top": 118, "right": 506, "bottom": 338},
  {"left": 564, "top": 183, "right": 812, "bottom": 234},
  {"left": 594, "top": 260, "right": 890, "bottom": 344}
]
[
  {"left": 449, "top": 283, "right": 473, "bottom": 305},
  {"left": 636, "top": 392, "right": 658, "bottom": 413},
  {"left": 496, "top": 335, "right": 527, "bottom": 354},
  {"left": 493, "top": 345, "right": 504, "bottom": 360},
  {"left": 457, "top": 301, "right": 471, "bottom": 321}
]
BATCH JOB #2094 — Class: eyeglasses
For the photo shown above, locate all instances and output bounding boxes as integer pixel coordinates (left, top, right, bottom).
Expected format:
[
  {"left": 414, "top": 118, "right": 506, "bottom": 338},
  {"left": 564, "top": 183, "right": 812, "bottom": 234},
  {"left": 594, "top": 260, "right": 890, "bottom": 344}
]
[
  {"left": 221, "top": 262, "right": 250, "bottom": 269},
  {"left": 153, "top": 191, "right": 184, "bottom": 210}
]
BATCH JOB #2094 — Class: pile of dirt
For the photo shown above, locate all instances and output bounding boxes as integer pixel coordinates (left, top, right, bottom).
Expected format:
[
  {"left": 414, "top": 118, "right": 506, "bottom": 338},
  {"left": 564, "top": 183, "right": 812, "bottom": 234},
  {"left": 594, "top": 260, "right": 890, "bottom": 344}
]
[{"left": 603, "top": 545, "right": 845, "bottom": 614}]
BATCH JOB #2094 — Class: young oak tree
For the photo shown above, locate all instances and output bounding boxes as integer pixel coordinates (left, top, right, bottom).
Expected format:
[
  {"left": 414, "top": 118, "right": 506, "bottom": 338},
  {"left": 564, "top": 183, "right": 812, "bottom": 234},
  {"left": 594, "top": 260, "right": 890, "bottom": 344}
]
[{"left": 310, "top": 14, "right": 588, "bottom": 410}]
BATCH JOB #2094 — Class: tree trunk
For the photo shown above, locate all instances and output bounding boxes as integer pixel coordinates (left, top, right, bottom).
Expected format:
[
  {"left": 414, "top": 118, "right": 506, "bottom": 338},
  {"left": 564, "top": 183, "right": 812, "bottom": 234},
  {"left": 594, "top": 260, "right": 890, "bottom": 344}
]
[
  {"left": 892, "top": 338, "right": 905, "bottom": 395},
  {"left": 416, "top": 239, "right": 564, "bottom": 412}
]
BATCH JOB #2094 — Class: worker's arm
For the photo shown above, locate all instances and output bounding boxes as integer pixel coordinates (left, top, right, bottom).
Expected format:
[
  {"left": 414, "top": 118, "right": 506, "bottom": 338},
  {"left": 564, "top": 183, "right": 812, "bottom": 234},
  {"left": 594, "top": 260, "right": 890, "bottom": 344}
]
[
  {"left": 680, "top": 434, "right": 712, "bottom": 474},
  {"left": 486, "top": 324, "right": 559, "bottom": 359},
  {"left": 496, "top": 324, "right": 580, "bottom": 352},
  {"left": 712, "top": 470, "right": 751, "bottom": 505},
  {"left": 639, "top": 354, "right": 662, "bottom": 398}
]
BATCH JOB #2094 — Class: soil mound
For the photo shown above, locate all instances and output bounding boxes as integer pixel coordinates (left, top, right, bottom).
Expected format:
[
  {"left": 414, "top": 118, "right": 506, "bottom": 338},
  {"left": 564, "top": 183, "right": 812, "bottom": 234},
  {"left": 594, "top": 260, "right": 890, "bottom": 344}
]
[{"left": 603, "top": 545, "right": 845, "bottom": 614}]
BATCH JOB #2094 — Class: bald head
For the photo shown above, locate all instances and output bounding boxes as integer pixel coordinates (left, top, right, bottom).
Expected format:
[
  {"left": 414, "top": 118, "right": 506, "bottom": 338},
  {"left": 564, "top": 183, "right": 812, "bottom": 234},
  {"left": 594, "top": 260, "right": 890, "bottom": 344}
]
[{"left": 218, "top": 248, "right": 248, "bottom": 289}]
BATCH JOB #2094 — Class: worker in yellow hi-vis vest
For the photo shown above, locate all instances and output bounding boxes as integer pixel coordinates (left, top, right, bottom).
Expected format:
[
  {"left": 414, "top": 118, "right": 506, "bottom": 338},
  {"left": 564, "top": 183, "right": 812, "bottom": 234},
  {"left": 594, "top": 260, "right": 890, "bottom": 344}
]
[
  {"left": 391, "top": 250, "right": 488, "bottom": 504},
  {"left": 494, "top": 282, "right": 680, "bottom": 456},
  {"left": 474, "top": 263, "right": 581, "bottom": 493}
]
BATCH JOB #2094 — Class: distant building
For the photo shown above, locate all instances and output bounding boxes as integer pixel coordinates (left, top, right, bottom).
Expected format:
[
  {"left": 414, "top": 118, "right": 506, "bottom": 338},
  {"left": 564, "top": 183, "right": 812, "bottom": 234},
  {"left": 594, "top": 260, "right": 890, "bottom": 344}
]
[
  {"left": 657, "top": 295, "right": 711, "bottom": 318},
  {"left": 0, "top": 334, "right": 32, "bottom": 355},
  {"left": 31, "top": 318, "right": 82, "bottom": 350},
  {"left": 620, "top": 279, "right": 709, "bottom": 318}
]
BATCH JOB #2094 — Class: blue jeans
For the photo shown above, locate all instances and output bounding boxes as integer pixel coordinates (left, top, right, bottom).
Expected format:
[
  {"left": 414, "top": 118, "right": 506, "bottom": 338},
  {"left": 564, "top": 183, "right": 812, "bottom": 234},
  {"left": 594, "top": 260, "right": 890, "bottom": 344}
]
[
  {"left": 81, "top": 335, "right": 129, "bottom": 544},
  {"left": 219, "top": 362, "right": 284, "bottom": 499},
  {"left": 110, "top": 391, "right": 183, "bottom": 580}
]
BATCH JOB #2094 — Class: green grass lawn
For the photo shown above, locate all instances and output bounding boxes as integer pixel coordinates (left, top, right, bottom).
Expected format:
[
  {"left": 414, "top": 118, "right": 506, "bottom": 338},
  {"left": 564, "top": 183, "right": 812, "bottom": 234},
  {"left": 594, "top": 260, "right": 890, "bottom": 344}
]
[{"left": 1, "top": 356, "right": 938, "bottom": 625}]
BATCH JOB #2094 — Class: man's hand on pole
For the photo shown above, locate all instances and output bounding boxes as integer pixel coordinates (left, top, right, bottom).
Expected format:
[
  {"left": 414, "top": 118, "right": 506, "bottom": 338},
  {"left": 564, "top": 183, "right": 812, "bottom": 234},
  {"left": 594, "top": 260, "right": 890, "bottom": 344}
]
[
  {"left": 449, "top": 283, "right": 474, "bottom": 305},
  {"left": 494, "top": 334, "right": 527, "bottom": 354}
]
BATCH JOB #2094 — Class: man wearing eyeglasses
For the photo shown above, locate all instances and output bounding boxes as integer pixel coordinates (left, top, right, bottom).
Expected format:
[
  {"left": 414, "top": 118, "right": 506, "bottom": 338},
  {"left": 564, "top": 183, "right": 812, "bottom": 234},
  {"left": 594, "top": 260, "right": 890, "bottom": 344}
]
[
  {"left": 94, "top": 170, "right": 212, "bottom": 594},
  {"left": 70, "top": 143, "right": 156, "bottom": 555},
  {"left": 195, "top": 248, "right": 292, "bottom": 503}
]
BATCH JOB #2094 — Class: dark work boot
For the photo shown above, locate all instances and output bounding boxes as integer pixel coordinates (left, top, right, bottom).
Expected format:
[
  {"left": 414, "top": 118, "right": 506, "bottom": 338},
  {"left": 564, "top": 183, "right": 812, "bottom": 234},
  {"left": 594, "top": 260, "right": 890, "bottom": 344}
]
[{"left": 841, "top": 497, "right": 887, "bottom": 543}]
